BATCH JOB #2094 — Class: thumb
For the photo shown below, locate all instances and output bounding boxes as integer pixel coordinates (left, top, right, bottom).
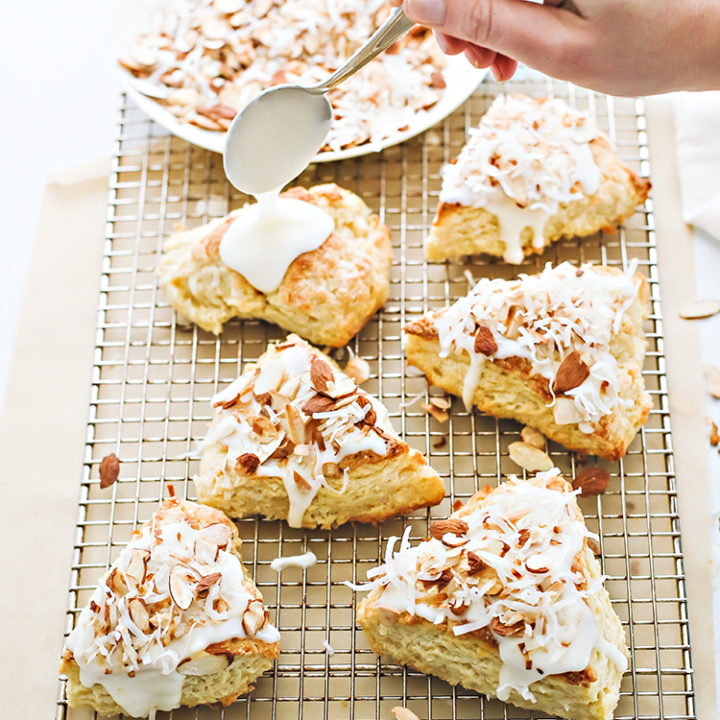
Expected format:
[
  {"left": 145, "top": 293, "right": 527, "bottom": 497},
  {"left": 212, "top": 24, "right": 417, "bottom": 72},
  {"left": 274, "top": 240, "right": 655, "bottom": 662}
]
[{"left": 404, "top": 0, "right": 585, "bottom": 77}]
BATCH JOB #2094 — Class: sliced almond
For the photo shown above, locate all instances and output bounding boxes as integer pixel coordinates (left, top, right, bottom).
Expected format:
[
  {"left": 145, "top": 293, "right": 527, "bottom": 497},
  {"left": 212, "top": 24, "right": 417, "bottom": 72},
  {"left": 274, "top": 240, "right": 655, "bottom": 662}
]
[
  {"left": 704, "top": 363, "right": 720, "bottom": 398},
  {"left": 125, "top": 549, "right": 150, "bottom": 584},
  {"left": 326, "top": 375, "right": 357, "bottom": 399},
  {"left": 302, "top": 394, "right": 336, "bottom": 415},
  {"left": 194, "top": 535, "right": 219, "bottom": 564},
  {"left": 520, "top": 426, "right": 546, "bottom": 449},
  {"left": 553, "top": 397, "right": 584, "bottom": 425},
  {"left": 508, "top": 442, "right": 554, "bottom": 472},
  {"left": 572, "top": 467, "right": 610, "bottom": 496},
  {"left": 128, "top": 598, "right": 150, "bottom": 633},
  {"left": 99, "top": 453, "right": 120, "bottom": 489},
  {"left": 525, "top": 555, "right": 551, "bottom": 574},
  {"left": 310, "top": 356, "right": 334, "bottom": 393},
  {"left": 466, "top": 551, "right": 486, "bottom": 575},
  {"left": 285, "top": 403, "right": 306, "bottom": 444},
  {"left": 490, "top": 616, "right": 524, "bottom": 637},
  {"left": 169, "top": 566, "right": 197, "bottom": 610},
  {"left": 130, "top": 44, "right": 157, "bottom": 68},
  {"left": 430, "top": 396, "right": 452, "bottom": 410},
  {"left": 242, "top": 599, "right": 267, "bottom": 636},
  {"left": 553, "top": 351, "right": 590, "bottom": 393},
  {"left": 473, "top": 325, "right": 497, "bottom": 356},
  {"left": 197, "top": 522, "right": 234, "bottom": 549},
  {"left": 678, "top": 298, "right": 720, "bottom": 319},
  {"left": 344, "top": 357, "right": 370, "bottom": 384},
  {"left": 392, "top": 707, "right": 421, "bottom": 720},
  {"left": 422, "top": 402, "right": 449, "bottom": 423},
  {"left": 178, "top": 652, "right": 229, "bottom": 676},
  {"left": 196, "top": 572, "right": 222, "bottom": 594},
  {"left": 237, "top": 452, "right": 260, "bottom": 474}
]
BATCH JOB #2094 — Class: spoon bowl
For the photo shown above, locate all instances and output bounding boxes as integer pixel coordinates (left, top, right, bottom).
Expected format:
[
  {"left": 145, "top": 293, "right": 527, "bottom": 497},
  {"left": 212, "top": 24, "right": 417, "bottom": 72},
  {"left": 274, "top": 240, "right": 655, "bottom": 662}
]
[{"left": 223, "top": 85, "right": 332, "bottom": 196}]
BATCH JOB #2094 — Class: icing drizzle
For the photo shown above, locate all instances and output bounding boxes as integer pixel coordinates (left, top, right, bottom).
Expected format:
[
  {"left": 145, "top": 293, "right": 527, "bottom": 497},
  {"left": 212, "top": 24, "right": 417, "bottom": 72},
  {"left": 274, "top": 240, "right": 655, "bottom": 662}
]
[
  {"left": 350, "top": 470, "right": 627, "bottom": 702},
  {"left": 428, "top": 261, "right": 642, "bottom": 432},
  {"left": 64, "top": 500, "right": 279, "bottom": 718},
  {"left": 439, "top": 95, "right": 603, "bottom": 263},
  {"left": 202, "top": 336, "right": 392, "bottom": 527}
]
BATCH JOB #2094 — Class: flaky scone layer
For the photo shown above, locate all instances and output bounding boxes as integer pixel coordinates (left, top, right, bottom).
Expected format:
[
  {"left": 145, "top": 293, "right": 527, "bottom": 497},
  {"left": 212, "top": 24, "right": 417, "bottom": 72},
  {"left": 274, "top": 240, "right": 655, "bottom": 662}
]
[
  {"left": 404, "top": 264, "right": 652, "bottom": 459},
  {"left": 196, "top": 335, "right": 445, "bottom": 529},
  {"left": 426, "top": 96, "right": 650, "bottom": 263},
  {"left": 356, "top": 474, "right": 628, "bottom": 720},
  {"left": 157, "top": 184, "right": 392, "bottom": 345}
]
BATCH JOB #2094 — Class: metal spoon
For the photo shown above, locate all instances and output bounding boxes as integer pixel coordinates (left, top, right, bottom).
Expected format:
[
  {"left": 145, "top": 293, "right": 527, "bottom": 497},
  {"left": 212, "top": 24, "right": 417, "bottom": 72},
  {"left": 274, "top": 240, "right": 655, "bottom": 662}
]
[{"left": 223, "top": 7, "right": 415, "bottom": 195}]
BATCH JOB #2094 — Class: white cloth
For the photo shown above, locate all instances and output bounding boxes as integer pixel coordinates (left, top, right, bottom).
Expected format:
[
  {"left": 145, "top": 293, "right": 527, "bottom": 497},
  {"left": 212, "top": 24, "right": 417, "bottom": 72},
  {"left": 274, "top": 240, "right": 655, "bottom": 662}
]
[{"left": 673, "top": 91, "right": 720, "bottom": 242}]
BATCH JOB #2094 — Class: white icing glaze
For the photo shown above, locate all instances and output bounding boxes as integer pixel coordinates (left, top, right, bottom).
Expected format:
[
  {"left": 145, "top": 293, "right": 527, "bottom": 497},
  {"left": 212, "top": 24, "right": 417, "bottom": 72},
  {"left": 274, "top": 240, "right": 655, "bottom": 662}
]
[
  {"left": 428, "top": 261, "right": 641, "bottom": 430},
  {"left": 65, "top": 512, "right": 279, "bottom": 718},
  {"left": 219, "top": 189, "right": 333, "bottom": 293},
  {"left": 270, "top": 551, "right": 318, "bottom": 572},
  {"left": 439, "top": 95, "right": 603, "bottom": 263},
  {"left": 203, "top": 337, "right": 393, "bottom": 527},
  {"left": 349, "top": 470, "right": 627, "bottom": 702}
]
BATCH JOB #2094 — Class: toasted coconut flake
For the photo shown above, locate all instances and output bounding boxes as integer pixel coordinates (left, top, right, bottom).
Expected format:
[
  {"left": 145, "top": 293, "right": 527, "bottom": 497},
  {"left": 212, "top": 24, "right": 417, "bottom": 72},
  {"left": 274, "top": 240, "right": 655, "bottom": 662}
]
[
  {"left": 508, "top": 442, "right": 554, "bottom": 472},
  {"left": 711, "top": 420, "right": 720, "bottom": 447},
  {"left": 285, "top": 403, "right": 306, "bottom": 444},
  {"left": 678, "top": 299, "right": 720, "bottom": 319},
  {"left": 344, "top": 357, "right": 371, "bottom": 384}
]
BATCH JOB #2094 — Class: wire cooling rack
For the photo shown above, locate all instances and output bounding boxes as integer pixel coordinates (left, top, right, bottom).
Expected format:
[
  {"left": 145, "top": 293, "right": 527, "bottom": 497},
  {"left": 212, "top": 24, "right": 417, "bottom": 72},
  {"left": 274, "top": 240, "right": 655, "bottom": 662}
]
[{"left": 59, "top": 75, "right": 696, "bottom": 720}]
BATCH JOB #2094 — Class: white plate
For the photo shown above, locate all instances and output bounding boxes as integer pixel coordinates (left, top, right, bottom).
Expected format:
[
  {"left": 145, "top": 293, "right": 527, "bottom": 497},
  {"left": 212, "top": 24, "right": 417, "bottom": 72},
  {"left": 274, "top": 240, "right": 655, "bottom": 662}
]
[{"left": 124, "top": 56, "right": 484, "bottom": 161}]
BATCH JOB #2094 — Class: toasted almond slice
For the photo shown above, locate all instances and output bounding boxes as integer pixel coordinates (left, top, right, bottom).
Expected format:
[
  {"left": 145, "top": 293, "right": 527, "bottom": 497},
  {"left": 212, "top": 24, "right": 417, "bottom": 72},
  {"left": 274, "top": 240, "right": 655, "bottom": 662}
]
[
  {"left": 553, "top": 397, "right": 584, "bottom": 425},
  {"left": 178, "top": 652, "right": 229, "bottom": 676},
  {"left": 525, "top": 555, "right": 551, "bottom": 574},
  {"left": 704, "top": 363, "right": 720, "bottom": 398},
  {"left": 169, "top": 566, "right": 197, "bottom": 610},
  {"left": 572, "top": 466, "right": 611, "bottom": 496},
  {"left": 99, "top": 453, "right": 120, "bottom": 489},
  {"left": 344, "top": 357, "right": 371, "bottom": 384},
  {"left": 429, "top": 518, "right": 468, "bottom": 540},
  {"left": 553, "top": 351, "right": 591, "bottom": 393},
  {"left": 430, "top": 396, "right": 452, "bottom": 410},
  {"left": 421, "top": 402, "right": 449, "bottom": 423},
  {"left": 326, "top": 375, "right": 356, "bottom": 399},
  {"left": 125, "top": 549, "right": 150, "bottom": 584},
  {"left": 242, "top": 599, "right": 267, "bottom": 636},
  {"left": 285, "top": 403, "right": 306, "bottom": 444},
  {"left": 130, "top": 44, "right": 157, "bottom": 68},
  {"left": 508, "top": 441, "right": 554, "bottom": 472},
  {"left": 392, "top": 707, "right": 421, "bottom": 720},
  {"left": 197, "top": 522, "right": 234, "bottom": 549},
  {"left": 678, "top": 299, "right": 720, "bottom": 319},
  {"left": 128, "top": 598, "right": 150, "bottom": 633},
  {"left": 520, "top": 425, "right": 546, "bottom": 449},
  {"left": 310, "top": 356, "right": 334, "bottom": 393}
]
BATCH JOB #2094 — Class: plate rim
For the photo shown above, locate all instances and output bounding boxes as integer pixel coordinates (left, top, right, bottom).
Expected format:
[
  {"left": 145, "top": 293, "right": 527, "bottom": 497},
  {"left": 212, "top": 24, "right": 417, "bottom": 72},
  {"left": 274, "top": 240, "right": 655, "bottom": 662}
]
[{"left": 123, "top": 55, "right": 485, "bottom": 160}]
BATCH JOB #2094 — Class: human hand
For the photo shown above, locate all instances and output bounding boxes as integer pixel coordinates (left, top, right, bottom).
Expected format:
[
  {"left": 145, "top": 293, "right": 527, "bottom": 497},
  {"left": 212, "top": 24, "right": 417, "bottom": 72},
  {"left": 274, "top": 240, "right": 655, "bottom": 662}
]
[{"left": 395, "top": 0, "right": 720, "bottom": 96}]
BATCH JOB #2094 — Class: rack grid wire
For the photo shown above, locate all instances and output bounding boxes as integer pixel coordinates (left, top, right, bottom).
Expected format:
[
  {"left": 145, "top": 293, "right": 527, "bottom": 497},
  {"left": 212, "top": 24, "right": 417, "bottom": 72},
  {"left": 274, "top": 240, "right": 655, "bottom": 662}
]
[{"left": 58, "top": 76, "right": 696, "bottom": 720}]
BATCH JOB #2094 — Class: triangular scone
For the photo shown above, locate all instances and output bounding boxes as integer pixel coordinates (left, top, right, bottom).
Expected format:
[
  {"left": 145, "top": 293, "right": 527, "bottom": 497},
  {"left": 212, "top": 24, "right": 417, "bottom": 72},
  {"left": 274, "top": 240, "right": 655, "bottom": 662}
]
[
  {"left": 196, "top": 334, "right": 445, "bottom": 529},
  {"left": 426, "top": 95, "right": 650, "bottom": 264},
  {"left": 157, "top": 183, "right": 392, "bottom": 346},
  {"left": 405, "top": 262, "right": 651, "bottom": 460},
  {"left": 355, "top": 470, "right": 629, "bottom": 720},
  {"left": 61, "top": 498, "right": 279, "bottom": 718}
]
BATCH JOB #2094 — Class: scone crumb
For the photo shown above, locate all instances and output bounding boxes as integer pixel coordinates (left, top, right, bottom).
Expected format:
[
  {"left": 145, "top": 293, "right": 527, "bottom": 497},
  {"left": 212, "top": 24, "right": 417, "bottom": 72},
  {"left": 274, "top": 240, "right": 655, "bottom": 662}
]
[
  {"left": 344, "top": 357, "right": 371, "bottom": 385},
  {"left": 709, "top": 419, "right": 720, "bottom": 447}
]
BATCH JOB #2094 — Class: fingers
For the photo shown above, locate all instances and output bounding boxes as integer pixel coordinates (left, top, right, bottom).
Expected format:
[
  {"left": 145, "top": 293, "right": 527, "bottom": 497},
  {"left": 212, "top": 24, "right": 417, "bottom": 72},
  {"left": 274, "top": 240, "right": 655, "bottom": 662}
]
[
  {"left": 404, "top": 0, "right": 585, "bottom": 76},
  {"left": 491, "top": 54, "right": 518, "bottom": 81},
  {"left": 434, "top": 31, "right": 469, "bottom": 55},
  {"left": 464, "top": 45, "right": 497, "bottom": 69}
]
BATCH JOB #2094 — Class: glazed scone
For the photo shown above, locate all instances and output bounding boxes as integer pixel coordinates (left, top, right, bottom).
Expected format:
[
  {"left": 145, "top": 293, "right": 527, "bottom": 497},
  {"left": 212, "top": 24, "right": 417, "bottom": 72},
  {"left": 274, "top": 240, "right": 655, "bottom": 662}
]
[
  {"left": 404, "top": 262, "right": 652, "bottom": 460},
  {"left": 354, "top": 470, "right": 629, "bottom": 720},
  {"left": 157, "top": 183, "right": 392, "bottom": 345},
  {"left": 196, "top": 334, "right": 445, "bottom": 529},
  {"left": 426, "top": 95, "right": 651, "bottom": 264},
  {"left": 61, "top": 498, "right": 280, "bottom": 718}
]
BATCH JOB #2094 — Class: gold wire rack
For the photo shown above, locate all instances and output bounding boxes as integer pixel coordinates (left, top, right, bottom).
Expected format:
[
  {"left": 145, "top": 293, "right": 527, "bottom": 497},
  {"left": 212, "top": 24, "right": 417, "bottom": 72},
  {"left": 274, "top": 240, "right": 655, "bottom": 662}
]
[{"left": 58, "top": 75, "right": 696, "bottom": 719}]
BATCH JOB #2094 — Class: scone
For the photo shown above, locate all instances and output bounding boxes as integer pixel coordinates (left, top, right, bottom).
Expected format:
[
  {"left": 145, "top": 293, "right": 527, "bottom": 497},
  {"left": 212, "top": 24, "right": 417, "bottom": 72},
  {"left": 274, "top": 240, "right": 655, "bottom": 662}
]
[
  {"left": 426, "top": 94, "right": 651, "bottom": 264},
  {"left": 61, "top": 498, "right": 280, "bottom": 718},
  {"left": 157, "top": 183, "right": 392, "bottom": 345},
  {"left": 355, "top": 470, "right": 629, "bottom": 720},
  {"left": 196, "top": 334, "right": 445, "bottom": 528},
  {"left": 404, "top": 262, "right": 651, "bottom": 460}
]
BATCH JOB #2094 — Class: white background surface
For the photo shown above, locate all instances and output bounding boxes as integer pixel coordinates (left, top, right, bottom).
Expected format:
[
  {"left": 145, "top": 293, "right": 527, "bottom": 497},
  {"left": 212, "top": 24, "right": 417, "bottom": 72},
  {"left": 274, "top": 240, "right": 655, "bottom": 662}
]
[{"left": 2, "top": 3, "right": 719, "bottom": 711}]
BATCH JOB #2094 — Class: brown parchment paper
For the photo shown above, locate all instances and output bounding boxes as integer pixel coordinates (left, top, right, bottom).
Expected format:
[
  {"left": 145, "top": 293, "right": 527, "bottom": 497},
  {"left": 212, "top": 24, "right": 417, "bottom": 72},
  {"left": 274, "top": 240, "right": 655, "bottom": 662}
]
[{"left": 0, "top": 159, "right": 109, "bottom": 719}]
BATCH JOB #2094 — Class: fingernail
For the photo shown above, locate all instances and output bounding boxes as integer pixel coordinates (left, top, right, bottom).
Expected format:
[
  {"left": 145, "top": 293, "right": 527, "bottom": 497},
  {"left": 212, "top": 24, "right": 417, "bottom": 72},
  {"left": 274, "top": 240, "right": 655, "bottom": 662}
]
[
  {"left": 491, "top": 65, "right": 502, "bottom": 81},
  {"left": 433, "top": 30, "right": 449, "bottom": 53},
  {"left": 406, "top": 0, "right": 447, "bottom": 26}
]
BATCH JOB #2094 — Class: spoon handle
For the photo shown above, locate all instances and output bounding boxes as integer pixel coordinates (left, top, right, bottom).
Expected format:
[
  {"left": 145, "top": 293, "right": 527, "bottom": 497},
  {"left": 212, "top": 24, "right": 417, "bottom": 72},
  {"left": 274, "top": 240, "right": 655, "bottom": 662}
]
[{"left": 312, "top": 7, "right": 415, "bottom": 94}]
